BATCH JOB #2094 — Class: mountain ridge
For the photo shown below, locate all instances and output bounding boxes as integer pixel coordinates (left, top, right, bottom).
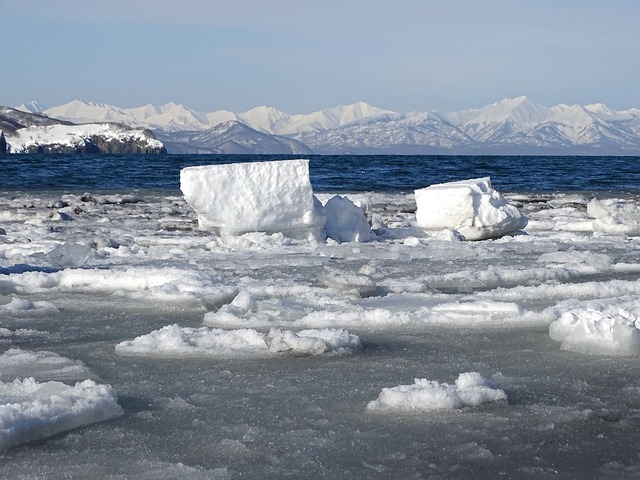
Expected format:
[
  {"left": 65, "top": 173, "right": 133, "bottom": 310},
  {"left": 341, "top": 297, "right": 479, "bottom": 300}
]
[{"left": 15, "top": 97, "right": 640, "bottom": 155}]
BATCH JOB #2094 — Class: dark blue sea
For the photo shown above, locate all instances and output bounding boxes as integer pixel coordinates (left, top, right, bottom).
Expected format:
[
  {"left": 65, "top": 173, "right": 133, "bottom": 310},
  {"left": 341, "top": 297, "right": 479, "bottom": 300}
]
[{"left": 2, "top": 154, "right": 640, "bottom": 194}]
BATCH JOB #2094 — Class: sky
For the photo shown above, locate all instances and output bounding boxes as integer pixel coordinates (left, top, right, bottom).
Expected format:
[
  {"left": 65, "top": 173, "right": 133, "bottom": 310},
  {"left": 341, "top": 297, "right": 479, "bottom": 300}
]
[{"left": 2, "top": 0, "right": 640, "bottom": 114}]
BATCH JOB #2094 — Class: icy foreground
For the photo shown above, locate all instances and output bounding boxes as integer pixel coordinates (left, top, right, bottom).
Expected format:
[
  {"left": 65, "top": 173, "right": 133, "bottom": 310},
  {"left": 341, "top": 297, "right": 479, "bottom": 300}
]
[{"left": 1, "top": 188, "right": 640, "bottom": 478}]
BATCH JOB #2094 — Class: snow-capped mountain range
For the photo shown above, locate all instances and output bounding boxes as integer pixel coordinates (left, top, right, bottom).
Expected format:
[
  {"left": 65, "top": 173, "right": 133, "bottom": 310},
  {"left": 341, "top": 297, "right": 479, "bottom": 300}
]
[{"left": 15, "top": 96, "right": 640, "bottom": 154}]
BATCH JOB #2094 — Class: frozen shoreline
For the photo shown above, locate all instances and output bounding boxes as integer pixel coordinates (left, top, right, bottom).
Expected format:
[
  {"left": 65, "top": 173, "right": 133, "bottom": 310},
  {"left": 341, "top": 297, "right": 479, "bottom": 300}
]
[{"left": 1, "top": 187, "right": 639, "bottom": 478}]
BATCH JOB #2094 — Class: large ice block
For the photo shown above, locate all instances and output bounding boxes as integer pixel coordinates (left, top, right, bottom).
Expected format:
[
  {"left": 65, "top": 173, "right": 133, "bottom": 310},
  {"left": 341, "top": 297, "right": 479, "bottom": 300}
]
[
  {"left": 414, "top": 177, "right": 527, "bottom": 240},
  {"left": 180, "top": 159, "right": 325, "bottom": 239}
]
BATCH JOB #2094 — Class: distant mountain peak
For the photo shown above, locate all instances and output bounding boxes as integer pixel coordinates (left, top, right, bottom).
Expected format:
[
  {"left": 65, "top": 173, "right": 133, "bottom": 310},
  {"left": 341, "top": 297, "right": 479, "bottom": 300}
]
[
  {"left": 160, "top": 102, "right": 196, "bottom": 112},
  {"left": 239, "top": 105, "right": 289, "bottom": 119},
  {"left": 491, "top": 95, "right": 529, "bottom": 106},
  {"left": 15, "top": 101, "right": 47, "bottom": 114},
  {"left": 584, "top": 103, "right": 615, "bottom": 115},
  {"left": 237, "top": 106, "right": 290, "bottom": 134},
  {"left": 551, "top": 104, "right": 601, "bottom": 126},
  {"left": 333, "top": 100, "right": 386, "bottom": 111},
  {"left": 446, "top": 95, "right": 552, "bottom": 128},
  {"left": 243, "top": 105, "right": 285, "bottom": 113},
  {"left": 324, "top": 101, "right": 393, "bottom": 118}
]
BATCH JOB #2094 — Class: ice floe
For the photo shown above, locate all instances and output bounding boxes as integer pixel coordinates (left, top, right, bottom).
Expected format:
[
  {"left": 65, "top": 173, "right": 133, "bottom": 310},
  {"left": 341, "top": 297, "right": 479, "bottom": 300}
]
[
  {"left": 367, "top": 372, "right": 507, "bottom": 412},
  {"left": 0, "top": 378, "right": 122, "bottom": 450},
  {"left": 549, "top": 306, "right": 640, "bottom": 356},
  {"left": 0, "top": 348, "right": 96, "bottom": 382},
  {"left": 0, "top": 347, "right": 120, "bottom": 450},
  {"left": 115, "top": 325, "right": 362, "bottom": 357}
]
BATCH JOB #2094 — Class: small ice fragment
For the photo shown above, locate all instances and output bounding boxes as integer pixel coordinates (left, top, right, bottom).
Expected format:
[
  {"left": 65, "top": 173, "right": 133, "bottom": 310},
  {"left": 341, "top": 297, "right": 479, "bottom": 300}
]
[
  {"left": 45, "top": 242, "right": 93, "bottom": 268},
  {"left": 323, "top": 195, "right": 373, "bottom": 243},
  {"left": 320, "top": 268, "right": 377, "bottom": 296}
]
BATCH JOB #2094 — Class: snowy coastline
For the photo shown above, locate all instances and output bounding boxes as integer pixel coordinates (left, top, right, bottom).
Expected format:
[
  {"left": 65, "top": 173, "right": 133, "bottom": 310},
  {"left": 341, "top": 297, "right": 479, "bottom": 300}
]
[{"left": 1, "top": 182, "right": 640, "bottom": 478}]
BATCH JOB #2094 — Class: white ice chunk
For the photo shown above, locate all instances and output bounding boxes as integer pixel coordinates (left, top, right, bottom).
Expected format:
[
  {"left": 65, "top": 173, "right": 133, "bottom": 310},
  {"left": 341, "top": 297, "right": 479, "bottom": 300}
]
[
  {"left": 0, "top": 378, "right": 123, "bottom": 450},
  {"left": 230, "top": 290, "right": 256, "bottom": 313},
  {"left": 115, "top": 325, "right": 361, "bottom": 357},
  {"left": 414, "top": 177, "right": 527, "bottom": 240},
  {"left": 323, "top": 195, "right": 372, "bottom": 243},
  {"left": 587, "top": 198, "right": 640, "bottom": 236},
  {"left": 180, "top": 160, "right": 325, "bottom": 240},
  {"left": 549, "top": 308, "right": 640, "bottom": 356},
  {"left": 367, "top": 372, "right": 507, "bottom": 412}
]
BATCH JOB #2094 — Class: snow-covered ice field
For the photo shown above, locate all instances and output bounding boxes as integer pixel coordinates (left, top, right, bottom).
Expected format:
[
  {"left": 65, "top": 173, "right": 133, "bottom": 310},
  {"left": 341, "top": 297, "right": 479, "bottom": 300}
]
[{"left": 1, "top": 185, "right": 639, "bottom": 478}]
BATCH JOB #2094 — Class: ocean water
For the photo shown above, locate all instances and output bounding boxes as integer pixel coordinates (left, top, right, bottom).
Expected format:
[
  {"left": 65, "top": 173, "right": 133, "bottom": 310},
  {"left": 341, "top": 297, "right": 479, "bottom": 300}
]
[
  {"left": 1, "top": 154, "right": 640, "bottom": 479},
  {"left": 3, "top": 154, "right": 640, "bottom": 193}
]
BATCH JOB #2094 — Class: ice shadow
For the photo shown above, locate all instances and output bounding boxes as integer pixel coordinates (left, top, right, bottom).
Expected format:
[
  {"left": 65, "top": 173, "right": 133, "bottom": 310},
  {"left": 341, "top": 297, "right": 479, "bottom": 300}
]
[{"left": 0, "top": 264, "right": 59, "bottom": 275}]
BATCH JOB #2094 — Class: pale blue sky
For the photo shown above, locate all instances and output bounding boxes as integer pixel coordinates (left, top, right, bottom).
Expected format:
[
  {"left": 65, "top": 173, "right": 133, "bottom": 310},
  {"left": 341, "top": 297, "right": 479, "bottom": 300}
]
[{"left": 3, "top": 0, "right": 639, "bottom": 113}]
